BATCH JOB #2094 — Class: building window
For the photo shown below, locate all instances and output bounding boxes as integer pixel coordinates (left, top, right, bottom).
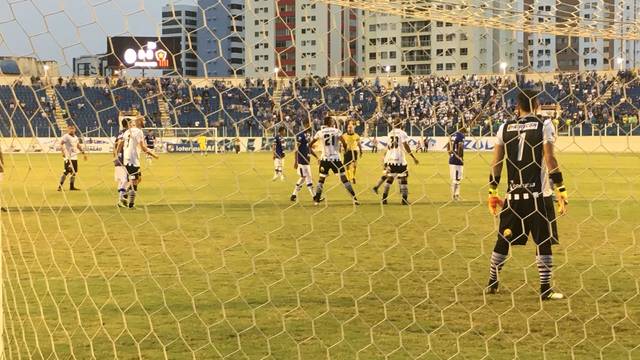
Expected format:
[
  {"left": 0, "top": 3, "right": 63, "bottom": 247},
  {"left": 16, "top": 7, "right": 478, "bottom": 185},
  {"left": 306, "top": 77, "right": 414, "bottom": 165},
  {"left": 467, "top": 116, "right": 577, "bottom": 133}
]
[
  {"left": 460, "top": 63, "right": 468, "bottom": 70},
  {"left": 436, "top": 63, "right": 443, "bottom": 71}
]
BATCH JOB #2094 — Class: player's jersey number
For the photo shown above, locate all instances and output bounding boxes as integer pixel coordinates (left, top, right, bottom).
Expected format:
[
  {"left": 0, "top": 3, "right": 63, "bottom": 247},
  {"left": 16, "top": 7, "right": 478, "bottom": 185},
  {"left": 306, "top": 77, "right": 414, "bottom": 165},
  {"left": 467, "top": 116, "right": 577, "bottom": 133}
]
[
  {"left": 389, "top": 136, "right": 399, "bottom": 149},
  {"left": 517, "top": 132, "right": 526, "bottom": 161},
  {"left": 324, "top": 134, "right": 337, "bottom": 146}
]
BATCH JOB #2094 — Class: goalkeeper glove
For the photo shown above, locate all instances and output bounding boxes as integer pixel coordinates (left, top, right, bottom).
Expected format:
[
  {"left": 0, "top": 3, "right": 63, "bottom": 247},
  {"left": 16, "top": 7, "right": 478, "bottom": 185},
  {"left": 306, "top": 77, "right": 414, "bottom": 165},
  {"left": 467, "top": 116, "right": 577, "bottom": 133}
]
[
  {"left": 487, "top": 188, "right": 504, "bottom": 216},
  {"left": 555, "top": 185, "right": 568, "bottom": 215}
]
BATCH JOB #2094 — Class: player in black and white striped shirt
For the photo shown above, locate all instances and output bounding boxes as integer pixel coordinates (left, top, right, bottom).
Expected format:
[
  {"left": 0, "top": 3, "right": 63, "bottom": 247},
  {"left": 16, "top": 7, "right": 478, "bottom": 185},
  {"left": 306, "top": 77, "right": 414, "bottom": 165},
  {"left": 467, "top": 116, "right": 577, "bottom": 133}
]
[
  {"left": 308, "top": 116, "right": 358, "bottom": 205},
  {"left": 379, "top": 117, "right": 419, "bottom": 205}
]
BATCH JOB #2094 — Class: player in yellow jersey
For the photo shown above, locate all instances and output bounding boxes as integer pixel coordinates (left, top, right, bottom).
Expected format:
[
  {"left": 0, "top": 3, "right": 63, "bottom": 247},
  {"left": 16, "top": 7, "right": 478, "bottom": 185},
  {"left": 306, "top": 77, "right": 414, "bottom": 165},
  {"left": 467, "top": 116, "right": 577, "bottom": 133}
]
[
  {"left": 197, "top": 134, "right": 207, "bottom": 156},
  {"left": 341, "top": 122, "right": 362, "bottom": 184}
]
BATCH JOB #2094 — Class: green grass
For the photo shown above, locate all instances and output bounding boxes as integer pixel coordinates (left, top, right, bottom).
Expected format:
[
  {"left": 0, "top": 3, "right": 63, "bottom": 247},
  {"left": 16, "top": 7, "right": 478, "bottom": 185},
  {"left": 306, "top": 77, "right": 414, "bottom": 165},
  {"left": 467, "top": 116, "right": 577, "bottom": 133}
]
[{"left": 1, "top": 150, "right": 640, "bottom": 359}]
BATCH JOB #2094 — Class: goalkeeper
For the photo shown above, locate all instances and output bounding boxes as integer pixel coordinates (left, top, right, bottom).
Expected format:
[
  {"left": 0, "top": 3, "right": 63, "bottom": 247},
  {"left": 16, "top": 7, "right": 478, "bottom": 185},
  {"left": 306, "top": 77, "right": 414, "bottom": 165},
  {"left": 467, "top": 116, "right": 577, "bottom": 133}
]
[{"left": 486, "top": 89, "right": 567, "bottom": 301}]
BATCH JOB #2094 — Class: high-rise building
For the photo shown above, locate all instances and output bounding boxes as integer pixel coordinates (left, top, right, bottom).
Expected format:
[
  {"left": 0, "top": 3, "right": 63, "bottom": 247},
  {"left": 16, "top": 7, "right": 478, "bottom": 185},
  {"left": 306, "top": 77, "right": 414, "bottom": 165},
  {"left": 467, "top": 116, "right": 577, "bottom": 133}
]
[
  {"left": 363, "top": 12, "right": 511, "bottom": 76},
  {"left": 523, "top": 0, "right": 640, "bottom": 72},
  {"left": 197, "top": 0, "right": 245, "bottom": 77},
  {"left": 161, "top": 4, "right": 199, "bottom": 76},
  {"left": 73, "top": 54, "right": 108, "bottom": 76},
  {"left": 243, "top": 1, "right": 362, "bottom": 78},
  {"left": 613, "top": 0, "right": 640, "bottom": 69},
  {"left": 492, "top": 0, "right": 526, "bottom": 74}
]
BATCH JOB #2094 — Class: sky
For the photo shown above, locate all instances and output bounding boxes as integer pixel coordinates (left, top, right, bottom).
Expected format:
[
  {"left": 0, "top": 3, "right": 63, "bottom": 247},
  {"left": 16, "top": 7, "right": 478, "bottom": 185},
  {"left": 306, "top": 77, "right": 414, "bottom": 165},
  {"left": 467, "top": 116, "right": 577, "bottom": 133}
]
[{"left": 0, "top": 0, "right": 195, "bottom": 74}]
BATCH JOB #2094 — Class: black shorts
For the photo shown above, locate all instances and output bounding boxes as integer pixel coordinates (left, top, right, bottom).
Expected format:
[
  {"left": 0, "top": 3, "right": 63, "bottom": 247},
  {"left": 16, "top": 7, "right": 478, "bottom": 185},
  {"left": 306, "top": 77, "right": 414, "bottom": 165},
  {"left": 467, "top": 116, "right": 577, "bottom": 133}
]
[
  {"left": 498, "top": 195, "right": 558, "bottom": 246},
  {"left": 64, "top": 160, "right": 78, "bottom": 175},
  {"left": 125, "top": 165, "right": 142, "bottom": 180},
  {"left": 343, "top": 151, "right": 358, "bottom": 165},
  {"left": 387, "top": 164, "right": 408, "bottom": 177},
  {"left": 319, "top": 159, "right": 345, "bottom": 175}
]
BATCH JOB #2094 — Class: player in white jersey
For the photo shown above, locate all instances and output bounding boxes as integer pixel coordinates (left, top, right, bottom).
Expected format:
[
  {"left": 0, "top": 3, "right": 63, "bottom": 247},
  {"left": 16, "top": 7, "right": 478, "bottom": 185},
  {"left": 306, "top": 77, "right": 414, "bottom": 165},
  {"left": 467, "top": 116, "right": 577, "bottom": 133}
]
[
  {"left": 308, "top": 116, "right": 358, "bottom": 205},
  {"left": 379, "top": 118, "right": 419, "bottom": 205},
  {"left": 58, "top": 124, "right": 87, "bottom": 191},
  {"left": 117, "top": 117, "right": 158, "bottom": 208}
]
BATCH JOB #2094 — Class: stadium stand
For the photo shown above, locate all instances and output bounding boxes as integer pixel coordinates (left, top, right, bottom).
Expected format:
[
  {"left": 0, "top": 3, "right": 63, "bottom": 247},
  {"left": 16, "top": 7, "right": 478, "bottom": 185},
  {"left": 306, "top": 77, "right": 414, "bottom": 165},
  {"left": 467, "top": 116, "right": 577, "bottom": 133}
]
[{"left": 1, "top": 72, "right": 639, "bottom": 137}]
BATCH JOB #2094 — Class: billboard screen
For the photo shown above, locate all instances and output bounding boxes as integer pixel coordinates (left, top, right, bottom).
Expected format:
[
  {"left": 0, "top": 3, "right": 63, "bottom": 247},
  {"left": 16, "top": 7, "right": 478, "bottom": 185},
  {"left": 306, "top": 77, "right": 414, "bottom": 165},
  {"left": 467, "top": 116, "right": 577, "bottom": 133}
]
[{"left": 106, "top": 36, "right": 181, "bottom": 69}]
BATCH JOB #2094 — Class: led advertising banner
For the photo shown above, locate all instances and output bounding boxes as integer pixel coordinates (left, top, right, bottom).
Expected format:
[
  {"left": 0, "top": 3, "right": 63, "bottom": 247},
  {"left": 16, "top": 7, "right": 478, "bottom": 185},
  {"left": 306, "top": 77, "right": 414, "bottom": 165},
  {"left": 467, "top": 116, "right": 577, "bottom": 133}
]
[{"left": 106, "top": 36, "right": 180, "bottom": 69}]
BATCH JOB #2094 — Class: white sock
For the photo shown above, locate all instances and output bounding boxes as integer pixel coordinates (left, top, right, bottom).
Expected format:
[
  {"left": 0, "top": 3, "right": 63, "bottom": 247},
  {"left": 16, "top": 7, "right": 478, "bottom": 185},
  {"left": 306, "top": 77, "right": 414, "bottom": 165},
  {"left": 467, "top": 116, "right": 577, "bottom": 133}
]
[{"left": 293, "top": 179, "right": 303, "bottom": 195}]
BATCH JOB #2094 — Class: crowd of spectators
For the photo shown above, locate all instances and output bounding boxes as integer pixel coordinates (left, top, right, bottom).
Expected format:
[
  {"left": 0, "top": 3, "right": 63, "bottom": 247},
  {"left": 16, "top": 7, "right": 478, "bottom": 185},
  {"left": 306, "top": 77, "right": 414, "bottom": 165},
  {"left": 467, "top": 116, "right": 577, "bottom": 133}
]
[{"left": 1, "top": 70, "right": 640, "bottom": 137}]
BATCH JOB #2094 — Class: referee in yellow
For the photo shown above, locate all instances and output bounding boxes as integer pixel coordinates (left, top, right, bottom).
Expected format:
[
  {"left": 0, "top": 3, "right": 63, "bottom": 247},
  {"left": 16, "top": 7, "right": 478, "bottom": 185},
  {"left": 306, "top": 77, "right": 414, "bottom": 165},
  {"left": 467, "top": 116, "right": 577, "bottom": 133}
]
[{"left": 342, "top": 121, "right": 363, "bottom": 184}]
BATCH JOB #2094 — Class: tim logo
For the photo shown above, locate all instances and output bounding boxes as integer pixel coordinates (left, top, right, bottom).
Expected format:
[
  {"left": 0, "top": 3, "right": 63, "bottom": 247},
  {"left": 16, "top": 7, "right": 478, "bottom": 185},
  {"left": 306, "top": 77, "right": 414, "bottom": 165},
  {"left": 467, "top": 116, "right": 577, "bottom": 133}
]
[{"left": 155, "top": 50, "right": 169, "bottom": 67}]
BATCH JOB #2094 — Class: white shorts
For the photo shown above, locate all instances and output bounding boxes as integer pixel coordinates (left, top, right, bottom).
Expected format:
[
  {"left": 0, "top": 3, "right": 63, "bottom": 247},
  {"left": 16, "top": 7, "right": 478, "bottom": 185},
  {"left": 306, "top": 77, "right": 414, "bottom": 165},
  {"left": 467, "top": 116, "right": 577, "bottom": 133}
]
[
  {"left": 114, "top": 166, "right": 128, "bottom": 183},
  {"left": 296, "top": 164, "right": 313, "bottom": 180},
  {"left": 449, "top": 164, "right": 463, "bottom": 182},
  {"left": 274, "top": 158, "right": 284, "bottom": 169}
]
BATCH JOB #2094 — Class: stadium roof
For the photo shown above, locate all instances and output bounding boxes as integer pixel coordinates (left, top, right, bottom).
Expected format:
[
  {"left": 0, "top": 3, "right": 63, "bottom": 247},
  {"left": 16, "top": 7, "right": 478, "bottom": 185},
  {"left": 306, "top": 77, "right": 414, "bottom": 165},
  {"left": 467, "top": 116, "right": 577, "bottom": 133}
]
[{"left": 0, "top": 60, "right": 20, "bottom": 75}]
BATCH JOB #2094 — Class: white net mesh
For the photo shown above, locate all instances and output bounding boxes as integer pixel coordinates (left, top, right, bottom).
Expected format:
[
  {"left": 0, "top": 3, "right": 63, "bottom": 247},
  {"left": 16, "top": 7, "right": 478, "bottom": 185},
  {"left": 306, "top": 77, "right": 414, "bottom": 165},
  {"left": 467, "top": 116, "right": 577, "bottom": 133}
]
[
  {"left": 320, "top": 0, "right": 640, "bottom": 40},
  {"left": 0, "top": 0, "right": 639, "bottom": 359}
]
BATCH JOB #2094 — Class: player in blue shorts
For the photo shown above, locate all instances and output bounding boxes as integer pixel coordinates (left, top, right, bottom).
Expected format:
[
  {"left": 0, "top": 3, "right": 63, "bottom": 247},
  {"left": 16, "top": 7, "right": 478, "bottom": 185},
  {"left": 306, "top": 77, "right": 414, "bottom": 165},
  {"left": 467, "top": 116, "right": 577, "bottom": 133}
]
[{"left": 144, "top": 129, "right": 157, "bottom": 165}]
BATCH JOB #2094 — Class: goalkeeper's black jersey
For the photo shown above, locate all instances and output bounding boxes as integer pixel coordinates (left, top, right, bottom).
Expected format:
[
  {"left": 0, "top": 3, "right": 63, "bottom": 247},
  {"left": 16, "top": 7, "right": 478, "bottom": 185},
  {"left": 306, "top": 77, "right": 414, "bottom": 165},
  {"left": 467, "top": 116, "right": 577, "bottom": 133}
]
[{"left": 496, "top": 115, "right": 553, "bottom": 196}]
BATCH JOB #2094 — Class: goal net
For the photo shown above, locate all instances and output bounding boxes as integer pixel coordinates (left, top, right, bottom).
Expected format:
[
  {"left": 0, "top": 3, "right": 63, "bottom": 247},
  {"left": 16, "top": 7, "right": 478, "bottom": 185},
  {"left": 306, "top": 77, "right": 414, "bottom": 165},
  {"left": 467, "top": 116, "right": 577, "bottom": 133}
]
[{"left": 0, "top": 0, "right": 639, "bottom": 358}]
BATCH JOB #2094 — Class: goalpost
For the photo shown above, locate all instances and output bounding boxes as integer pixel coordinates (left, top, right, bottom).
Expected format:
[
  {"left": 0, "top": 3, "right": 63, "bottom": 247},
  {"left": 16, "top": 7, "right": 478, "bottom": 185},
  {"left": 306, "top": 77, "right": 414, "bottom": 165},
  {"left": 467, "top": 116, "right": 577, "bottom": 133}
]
[{"left": 0, "top": 0, "right": 640, "bottom": 358}]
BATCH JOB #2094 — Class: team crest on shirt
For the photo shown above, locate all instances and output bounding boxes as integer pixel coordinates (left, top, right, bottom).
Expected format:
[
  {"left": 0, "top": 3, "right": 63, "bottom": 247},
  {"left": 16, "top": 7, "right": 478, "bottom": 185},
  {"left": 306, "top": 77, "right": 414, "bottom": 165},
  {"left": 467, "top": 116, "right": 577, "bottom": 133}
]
[{"left": 506, "top": 122, "right": 539, "bottom": 132}]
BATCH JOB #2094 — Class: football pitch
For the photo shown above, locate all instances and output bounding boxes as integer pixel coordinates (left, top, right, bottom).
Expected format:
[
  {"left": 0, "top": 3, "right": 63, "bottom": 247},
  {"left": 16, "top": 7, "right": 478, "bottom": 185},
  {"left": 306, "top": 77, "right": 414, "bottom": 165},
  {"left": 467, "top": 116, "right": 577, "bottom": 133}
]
[{"left": 1, "top": 151, "right": 639, "bottom": 359}]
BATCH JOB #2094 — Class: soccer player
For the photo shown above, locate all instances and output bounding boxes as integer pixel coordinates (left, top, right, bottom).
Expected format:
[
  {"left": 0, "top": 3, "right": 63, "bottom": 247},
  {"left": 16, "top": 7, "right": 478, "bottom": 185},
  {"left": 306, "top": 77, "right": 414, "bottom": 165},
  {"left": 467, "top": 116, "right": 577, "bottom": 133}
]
[
  {"left": 308, "top": 116, "right": 359, "bottom": 205},
  {"left": 144, "top": 129, "right": 157, "bottom": 164},
  {"left": 447, "top": 127, "right": 466, "bottom": 200},
  {"left": 197, "top": 134, "right": 207, "bottom": 156},
  {"left": 58, "top": 124, "right": 87, "bottom": 191},
  {"left": 380, "top": 118, "right": 419, "bottom": 205},
  {"left": 234, "top": 136, "right": 241, "bottom": 153},
  {"left": 290, "top": 127, "right": 317, "bottom": 201},
  {"left": 272, "top": 126, "right": 286, "bottom": 181},
  {"left": 342, "top": 122, "right": 362, "bottom": 184},
  {"left": 486, "top": 89, "right": 567, "bottom": 300},
  {"left": 119, "top": 117, "right": 159, "bottom": 209},
  {"left": 371, "top": 136, "right": 378, "bottom": 153},
  {"left": 114, "top": 118, "right": 130, "bottom": 207}
]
